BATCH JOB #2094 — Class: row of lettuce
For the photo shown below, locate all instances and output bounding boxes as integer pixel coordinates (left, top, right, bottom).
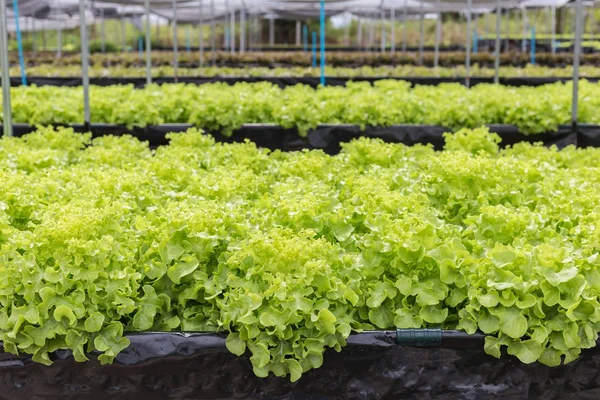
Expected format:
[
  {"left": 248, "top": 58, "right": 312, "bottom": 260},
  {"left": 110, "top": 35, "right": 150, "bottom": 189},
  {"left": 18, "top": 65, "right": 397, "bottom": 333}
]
[
  {"left": 13, "top": 50, "right": 600, "bottom": 68},
  {"left": 4, "top": 80, "right": 599, "bottom": 135},
  {"left": 9, "top": 64, "right": 599, "bottom": 79},
  {"left": 1, "top": 126, "right": 600, "bottom": 381}
]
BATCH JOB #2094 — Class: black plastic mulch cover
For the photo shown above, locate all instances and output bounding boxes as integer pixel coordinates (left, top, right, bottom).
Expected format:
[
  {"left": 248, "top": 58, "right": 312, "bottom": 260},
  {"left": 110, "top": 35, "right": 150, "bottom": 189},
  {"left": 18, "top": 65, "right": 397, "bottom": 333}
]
[
  {"left": 10, "top": 76, "right": 600, "bottom": 88},
  {"left": 3, "top": 123, "right": 583, "bottom": 153},
  {"left": 1, "top": 332, "right": 600, "bottom": 400}
]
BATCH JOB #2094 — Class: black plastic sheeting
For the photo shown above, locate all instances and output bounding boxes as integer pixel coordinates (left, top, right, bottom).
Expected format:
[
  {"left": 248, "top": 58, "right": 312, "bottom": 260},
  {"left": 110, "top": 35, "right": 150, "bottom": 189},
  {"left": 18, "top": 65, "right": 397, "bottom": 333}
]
[
  {"left": 10, "top": 76, "right": 600, "bottom": 88},
  {"left": 2, "top": 123, "right": 590, "bottom": 153},
  {"left": 1, "top": 331, "right": 600, "bottom": 399}
]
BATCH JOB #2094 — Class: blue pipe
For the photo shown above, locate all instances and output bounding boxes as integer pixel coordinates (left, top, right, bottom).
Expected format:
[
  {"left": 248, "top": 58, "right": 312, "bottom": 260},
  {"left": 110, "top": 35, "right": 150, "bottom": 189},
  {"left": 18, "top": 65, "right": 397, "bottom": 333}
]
[
  {"left": 473, "top": 30, "right": 478, "bottom": 54},
  {"left": 303, "top": 25, "right": 308, "bottom": 52},
  {"left": 186, "top": 26, "right": 191, "bottom": 52},
  {"left": 312, "top": 31, "right": 317, "bottom": 67},
  {"left": 12, "top": 0, "right": 27, "bottom": 86},
  {"left": 139, "top": 37, "right": 144, "bottom": 59},
  {"left": 319, "top": 0, "right": 326, "bottom": 86},
  {"left": 531, "top": 26, "right": 536, "bottom": 65}
]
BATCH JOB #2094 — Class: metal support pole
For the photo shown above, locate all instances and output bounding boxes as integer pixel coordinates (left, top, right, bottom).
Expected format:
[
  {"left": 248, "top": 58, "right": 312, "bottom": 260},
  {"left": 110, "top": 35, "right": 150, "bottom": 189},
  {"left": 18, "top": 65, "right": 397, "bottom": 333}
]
[
  {"left": 101, "top": 8, "right": 105, "bottom": 53},
  {"left": 572, "top": 0, "right": 583, "bottom": 130},
  {"left": 466, "top": 0, "right": 472, "bottom": 88},
  {"left": 172, "top": 0, "right": 179, "bottom": 82},
  {"left": 434, "top": 0, "right": 441, "bottom": 69},
  {"left": 391, "top": 7, "right": 395, "bottom": 53},
  {"left": 381, "top": 8, "right": 385, "bottom": 53},
  {"left": 12, "top": 0, "right": 27, "bottom": 86},
  {"left": 57, "top": 20, "right": 62, "bottom": 58},
  {"left": 418, "top": 2, "right": 424, "bottom": 65},
  {"left": 344, "top": 13, "right": 350, "bottom": 47},
  {"left": 121, "top": 17, "right": 126, "bottom": 51},
  {"left": 199, "top": 0, "right": 204, "bottom": 66},
  {"left": 551, "top": 6, "right": 556, "bottom": 55},
  {"left": 368, "top": 13, "right": 374, "bottom": 51},
  {"left": 296, "top": 21, "right": 301, "bottom": 46},
  {"left": 79, "top": 0, "right": 90, "bottom": 126},
  {"left": 320, "top": 0, "right": 325, "bottom": 86},
  {"left": 357, "top": 18, "right": 362, "bottom": 48},
  {"left": 42, "top": 20, "right": 46, "bottom": 50},
  {"left": 494, "top": 0, "right": 501, "bottom": 84},
  {"left": 531, "top": 26, "right": 536, "bottom": 64},
  {"left": 0, "top": 0, "right": 12, "bottom": 137},
  {"left": 504, "top": 8, "right": 509, "bottom": 52},
  {"left": 144, "top": 0, "right": 152, "bottom": 85},
  {"left": 210, "top": 0, "right": 216, "bottom": 65},
  {"left": 269, "top": 18, "right": 274, "bottom": 47},
  {"left": 32, "top": 18, "right": 37, "bottom": 56},
  {"left": 230, "top": 5, "right": 235, "bottom": 53},
  {"left": 312, "top": 30, "right": 317, "bottom": 67},
  {"left": 521, "top": 6, "right": 527, "bottom": 53},
  {"left": 240, "top": 7, "right": 245, "bottom": 53},
  {"left": 303, "top": 24, "right": 308, "bottom": 51},
  {"left": 402, "top": 0, "right": 407, "bottom": 53}
]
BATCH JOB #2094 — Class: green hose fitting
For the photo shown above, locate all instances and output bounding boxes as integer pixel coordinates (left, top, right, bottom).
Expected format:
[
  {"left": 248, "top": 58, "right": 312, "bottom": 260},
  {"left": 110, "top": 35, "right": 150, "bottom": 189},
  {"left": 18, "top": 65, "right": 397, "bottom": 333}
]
[{"left": 396, "top": 329, "right": 443, "bottom": 347}]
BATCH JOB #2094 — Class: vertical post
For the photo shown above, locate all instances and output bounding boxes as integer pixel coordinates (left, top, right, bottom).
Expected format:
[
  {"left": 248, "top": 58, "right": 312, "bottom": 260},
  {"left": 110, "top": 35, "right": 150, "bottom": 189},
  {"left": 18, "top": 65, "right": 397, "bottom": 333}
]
[
  {"left": 121, "top": 17, "right": 126, "bottom": 51},
  {"left": 357, "top": 19, "right": 362, "bottom": 49},
  {"left": 199, "top": 0, "right": 204, "bottom": 66},
  {"left": 186, "top": 26, "right": 191, "bottom": 52},
  {"left": 139, "top": 37, "right": 143, "bottom": 60},
  {"left": 504, "top": 8, "right": 509, "bottom": 53},
  {"left": 0, "top": 0, "right": 12, "bottom": 137},
  {"left": 484, "top": 12, "right": 490, "bottom": 51},
  {"left": 494, "top": 0, "right": 501, "bottom": 84},
  {"left": 402, "top": 0, "right": 407, "bottom": 53},
  {"left": 210, "top": 0, "right": 216, "bottom": 65},
  {"left": 380, "top": 8, "right": 385, "bottom": 53},
  {"left": 391, "top": 7, "right": 395, "bottom": 53},
  {"left": 521, "top": 6, "right": 527, "bottom": 53},
  {"left": 42, "top": 20, "right": 46, "bottom": 50},
  {"left": 344, "top": 13, "right": 350, "bottom": 46},
  {"left": 303, "top": 25, "right": 308, "bottom": 51},
  {"left": 390, "top": 6, "right": 396, "bottom": 54},
  {"left": 320, "top": 0, "right": 325, "bottom": 86},
  {"left": 79, "top": 0, "right": 90, "bottom": 126},
  {"left": 312, "top": 31, "right": 317, "bottom": 67},
  {"left": 144, "top": 0, "right": 152, "bottom": 85},
  {"left": 32, "top": 17, "right": 37, "bottom": 56},
  {"left": 296, "top": 21, "right": 301, "bottom": 46},
  {"left": 434, "top": 0, "right": 441, "bottom": 69},
  {"left": 240, "top": 7, "right": 245, "bottom": 53},
  {"left": 473, "top": 30, "right": 478, "bottom": 54},
  {"left": 551, "top": 6, "right": 556, "bottom": 55},
  {"left": 418, "top": 2, "right": 424, "bottom": 65},
  {"left": 230, "top": 5, "right": 235, "bottom": 54},
  {"left": 368, "top": 13, "right": 374, "bottom": 51},
  {"left": 172, "top": 0, "right": 179, "bottom": 82},
  {"left": 101, "top": 8, "right": 105, "bottom": 53},
  {"left": 57, "top": 20, "right": 62, "bottom": 58},
  {"left": 466, "top": 0, "right": 472, "bottom": 88},
  {"left": 12, "top": 0, "right": 27, "bottom": 86},
  {"left": 269, "top": 17, "right": 274, "bottom": 47},
  {"left": 530, "top": 26, "right": 536, "bottom": 64},
  {"left": 572, "top": 0, "right": 583, "bottom": 131}
]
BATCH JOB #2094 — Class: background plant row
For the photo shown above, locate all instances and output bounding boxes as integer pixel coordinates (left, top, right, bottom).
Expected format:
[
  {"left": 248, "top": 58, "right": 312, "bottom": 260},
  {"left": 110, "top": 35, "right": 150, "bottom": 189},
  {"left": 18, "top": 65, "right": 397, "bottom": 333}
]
[
  {"left": 4, "top": 80, "right": 599, "bottom": 135},
  {"left": 10, "top": 64, "right": 600, "bottom": 79}
]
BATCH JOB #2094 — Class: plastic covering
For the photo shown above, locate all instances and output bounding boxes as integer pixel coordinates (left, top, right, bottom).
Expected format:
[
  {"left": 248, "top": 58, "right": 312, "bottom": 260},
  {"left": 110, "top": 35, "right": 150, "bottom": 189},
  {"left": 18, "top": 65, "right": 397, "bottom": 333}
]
[
  {"left": 9, "top": 75, "right": 599, "bottom": 88},
  {"left": 1, "top": 331, "right": 600, "bottom": 399},
  {"left": 0, "top": 123, "right": 587, "bottom": 151}
]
